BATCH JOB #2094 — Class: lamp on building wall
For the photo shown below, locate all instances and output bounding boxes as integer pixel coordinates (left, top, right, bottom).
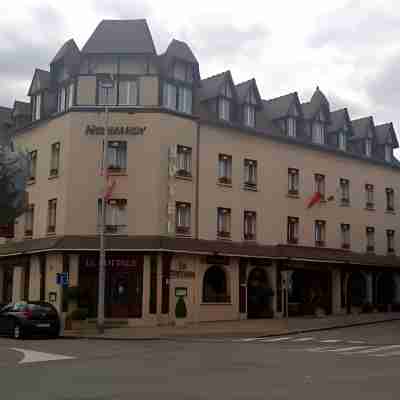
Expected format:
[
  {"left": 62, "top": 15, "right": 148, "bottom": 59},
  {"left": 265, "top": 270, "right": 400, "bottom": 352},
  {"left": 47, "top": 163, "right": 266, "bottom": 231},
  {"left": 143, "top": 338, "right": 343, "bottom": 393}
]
[{"left": 97, "top": 74, "right": 114, "bottom": 334}]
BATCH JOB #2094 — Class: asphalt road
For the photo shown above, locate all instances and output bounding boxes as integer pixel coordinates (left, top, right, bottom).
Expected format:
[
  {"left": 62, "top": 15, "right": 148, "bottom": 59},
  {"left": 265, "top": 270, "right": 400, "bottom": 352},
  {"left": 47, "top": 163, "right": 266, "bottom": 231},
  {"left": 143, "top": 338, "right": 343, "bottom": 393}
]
[{"left": 1, "top": 321, "right": 400, "bottom": 399}]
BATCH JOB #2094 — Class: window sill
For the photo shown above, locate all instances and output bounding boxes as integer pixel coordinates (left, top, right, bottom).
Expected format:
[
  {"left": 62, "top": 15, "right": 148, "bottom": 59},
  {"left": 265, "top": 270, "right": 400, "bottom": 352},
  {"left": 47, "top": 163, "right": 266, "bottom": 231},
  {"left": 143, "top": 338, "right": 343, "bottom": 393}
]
[
  {"left": 201, "top": 302, "right": 233, "bottom": 306},
  {"left": 315, "top": 241, "right": 325, "bottom": 247},
  {"left": 176, "top": 233, "right": 192, "bottom": 238},
  {"left": 48, "top": 174, "right": 59, "bottom": 180},
  {"left": 46, "top": 231, "right": 56, "bottom": 236},
  {"left": 365, "top": 207, "right": 375, "bottom": 211},
  {"left": 341, "top": 244, "right": 351, "bottom": 250},
  {"left": 287, "top": 240, "right": 299, "bottom": 245},
  {"left": 26, "top": 179, "right": 36, "bottom": 186},
  {"left": 217, "top": 235, "right": 232, "bottom": 241},
  {"left": 243, "top": 185, "right": 258, "bottom": 192},
  {"left": 386, "top": 210, "right": 396, "bottom": 215},
  {"left": 107, "top": 170, "right": 127, "bottom": 176},
  {"left": 340, "top": 202, "right": 351, "bottom": 207},
  {"left": 175, "top": 174, "right": 193, "bottom": 182},
  {"left": 24, "top": 234, "right": 33, "bottom": 239},
  {"left": 217, "top": 182, "right": 233, "bottom": 189},
  {"left": 287, "top": 193, "right": 300, "bottom": 199}
]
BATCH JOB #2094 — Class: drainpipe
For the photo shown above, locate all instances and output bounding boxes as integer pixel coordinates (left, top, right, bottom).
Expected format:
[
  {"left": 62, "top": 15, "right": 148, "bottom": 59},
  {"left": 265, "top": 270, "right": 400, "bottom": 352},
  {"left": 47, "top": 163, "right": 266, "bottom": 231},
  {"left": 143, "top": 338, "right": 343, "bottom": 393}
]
[{"left": 195, "top": 122, "right": 200, "bottom": 240}]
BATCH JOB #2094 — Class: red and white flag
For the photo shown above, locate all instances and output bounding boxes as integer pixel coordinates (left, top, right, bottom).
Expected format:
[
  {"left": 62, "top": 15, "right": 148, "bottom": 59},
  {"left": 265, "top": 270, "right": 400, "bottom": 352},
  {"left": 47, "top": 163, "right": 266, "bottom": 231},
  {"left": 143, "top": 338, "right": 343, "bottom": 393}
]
[{"left": 307, "top": 192, "right": 322, "bottom": 208}]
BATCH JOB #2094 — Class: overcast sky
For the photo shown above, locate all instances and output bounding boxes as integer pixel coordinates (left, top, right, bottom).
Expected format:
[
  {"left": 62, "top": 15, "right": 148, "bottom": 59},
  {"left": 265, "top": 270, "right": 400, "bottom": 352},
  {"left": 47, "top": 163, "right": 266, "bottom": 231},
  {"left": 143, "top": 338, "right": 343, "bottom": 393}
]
[{"left": 1, "top": 0, "right": 400, "bottom": 147}]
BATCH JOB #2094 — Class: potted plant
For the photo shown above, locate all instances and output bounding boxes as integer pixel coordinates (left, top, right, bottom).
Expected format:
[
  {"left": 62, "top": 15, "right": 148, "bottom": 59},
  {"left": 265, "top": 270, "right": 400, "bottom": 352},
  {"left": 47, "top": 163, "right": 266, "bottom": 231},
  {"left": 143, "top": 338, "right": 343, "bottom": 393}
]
[{"left": 175, "top": 297, "right": 187, "bottom": 327}]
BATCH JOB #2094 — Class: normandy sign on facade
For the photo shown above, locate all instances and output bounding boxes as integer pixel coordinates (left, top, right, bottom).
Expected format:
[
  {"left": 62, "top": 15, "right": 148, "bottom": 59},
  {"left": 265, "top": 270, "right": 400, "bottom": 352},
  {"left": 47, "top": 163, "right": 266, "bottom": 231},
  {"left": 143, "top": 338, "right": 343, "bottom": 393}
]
[{"left": 85, "top": 125, "right": 146, "bottom": 136}]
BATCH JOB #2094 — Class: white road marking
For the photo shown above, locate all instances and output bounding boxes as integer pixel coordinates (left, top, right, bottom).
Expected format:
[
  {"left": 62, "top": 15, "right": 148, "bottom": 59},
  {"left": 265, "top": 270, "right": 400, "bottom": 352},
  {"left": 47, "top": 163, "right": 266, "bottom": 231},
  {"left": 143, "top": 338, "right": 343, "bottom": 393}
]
[
  {"left": 307, "top": 346, "right": 337, "bottom": 352},
  {"left": 11, "top": 348, "right": 76, "bottom": 364},
  {"left": 375, "top": 350, "right": 400, "bottom": 357},
  {"left": 292, "top": 337, "right": 315, "bottom": 342},
  {"left": 325, "top": 346, "right": 371, "bottom": 352},
  {"left": 260, "top": 337, "right": 292, "bottom": 342},
  {"left": 319, "top": 339, "right": 342, "bottom": 343},
  {"left": 347, "top": 340, "right": 366, "bottom": 344},
  {"left": 355, "top": 345, "right": 400, "bottom": 354},
  {"left": 238, "top": 338, "right": 263, "bottom": 342}
]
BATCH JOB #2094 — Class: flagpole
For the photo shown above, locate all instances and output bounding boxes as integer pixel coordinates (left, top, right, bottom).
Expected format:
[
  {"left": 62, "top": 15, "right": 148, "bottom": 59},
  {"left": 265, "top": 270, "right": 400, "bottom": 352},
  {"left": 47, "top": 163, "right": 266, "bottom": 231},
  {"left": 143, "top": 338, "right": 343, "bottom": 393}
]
[{"left": 97, "top": 77, "right": 113, "bottom": 334}]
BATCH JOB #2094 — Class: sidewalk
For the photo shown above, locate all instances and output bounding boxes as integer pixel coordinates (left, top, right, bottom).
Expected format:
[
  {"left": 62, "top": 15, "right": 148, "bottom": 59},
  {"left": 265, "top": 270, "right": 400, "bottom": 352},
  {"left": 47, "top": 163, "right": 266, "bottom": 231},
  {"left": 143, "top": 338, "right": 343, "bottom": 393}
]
[{"left": 62, "top": 312, "right": 400, "bottom": 340}]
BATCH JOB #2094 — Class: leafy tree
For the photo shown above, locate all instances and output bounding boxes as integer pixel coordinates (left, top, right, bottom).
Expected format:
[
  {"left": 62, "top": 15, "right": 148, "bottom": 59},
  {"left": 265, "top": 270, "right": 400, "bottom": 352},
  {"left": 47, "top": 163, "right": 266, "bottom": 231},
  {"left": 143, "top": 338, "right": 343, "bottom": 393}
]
[{"left": 0, "top": 144, "right": 29, "bottom": 226}]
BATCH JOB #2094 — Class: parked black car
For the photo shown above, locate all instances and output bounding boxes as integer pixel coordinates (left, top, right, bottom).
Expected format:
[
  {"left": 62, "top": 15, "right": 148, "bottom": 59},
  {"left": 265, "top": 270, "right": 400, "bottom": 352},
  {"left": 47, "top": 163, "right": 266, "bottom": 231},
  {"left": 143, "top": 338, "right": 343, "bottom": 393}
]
[{"left": 0, "top": 301, "right": 60, "bottom": 339}]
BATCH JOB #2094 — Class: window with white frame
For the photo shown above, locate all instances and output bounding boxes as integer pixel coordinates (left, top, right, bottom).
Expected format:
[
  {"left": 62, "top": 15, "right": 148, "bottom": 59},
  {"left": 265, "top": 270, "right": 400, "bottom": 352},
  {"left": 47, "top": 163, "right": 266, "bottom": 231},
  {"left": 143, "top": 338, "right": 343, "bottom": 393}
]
[
  {"left": 365, "top": 184, "right": 374, "bottom": 209},
  {"left": 287, "top": 118, "right": 297, "bottom": 138},
  {"left": 341, "top": 224, "right": 350, "bottom": 249},
  {"left": 338, "top": 131, "right": 347, "bottom": 151},
  {"left": 244, "top": 211, "right": 256, "bottom": 240},
  {"left": 312, "top": 122, "right": 325, "bottom": 144},
  {"left": 366, "top": 227, "right": 375, "bottom": 252},
  {"left": 176, "top": 145, "right": 192, "bottom": 177},
  {"left": 67, "top": 83, "right": 74, "bottom": 109},
  {"left": 386, "top": 188, "right": 395, "bottom": 212},
  {"left": 50, "top": 142, "right": 60, "bottom": 177},
  {"left": 219, "top": 98, "right": 230, "bottom": 121},
  {"left": 314, "top": 174, "right": 325, "bottom": 200},
  {"left": 287, "top": 216, "right": 299, "bottom": 244},
  {"left": 385, "top": 144, "right": 393, "bottom": 162},
  {"left": 387, "top": 230, "right": 395, "bottom": 253},
  {"left": 98, "top": 199, "right": 127, "bottom": 234},
  {"left": 57, "top": 87, "right": 66, "bottom": 113},
  {"left": 288, "top": 168, "right": 299, "bottom": 195},
  {"left": 118, "top": 80, "right": 138, "bottom": 105},
  {"left": 365, "top": 138, "right": 372, "bottom": 157},
  {"left": 178, "top": 86, "right": 192, "bottom": 114},
  {"left": 218, "top": 154, "right": 232, "bottom": 184},
  {"left": 25, "top": 205, "right": 34, "bottom": 237},
  {"left": 315, "top": 220, "right": 326, "bottom": 246},
  {"left": 244, "top": 104, "right": 255, "bottom": 127},
  {"left": 97, "top": 80, "right": 117, "bottom": 105},
  {"left": 244, "top": 159, "right": 257, "bottom": 188},
  {"left": 217, "top": 207, "right": 231, "bottom": 238},
  {"left": 107, "top": 141, "right": 127, "bottom": 172},
  {"left": 176, "top": 202, "right": 191, "bottom": 235},
  {"left": 28, "top": 150, "right": 37, "bottom": 181},
  {"left": 47, "top": 199, "right": 57, "bottom": 234},
  {"left": 340, "top": 178, "right": 350, "bottom": 205},
  {"left": 163, "top": 82, "right": 177, "bottom": 110},
  {"left": 32, "top": 94, "right": 41, "bottom": 121}
]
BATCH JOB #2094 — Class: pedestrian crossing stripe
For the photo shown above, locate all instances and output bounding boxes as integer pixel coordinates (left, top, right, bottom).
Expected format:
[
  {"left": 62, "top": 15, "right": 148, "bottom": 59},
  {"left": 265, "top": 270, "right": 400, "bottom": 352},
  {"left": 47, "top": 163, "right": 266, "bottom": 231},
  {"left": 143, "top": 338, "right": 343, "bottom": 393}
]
[{"left": 355, "top": 345, "right": 400, "bottom": 354}]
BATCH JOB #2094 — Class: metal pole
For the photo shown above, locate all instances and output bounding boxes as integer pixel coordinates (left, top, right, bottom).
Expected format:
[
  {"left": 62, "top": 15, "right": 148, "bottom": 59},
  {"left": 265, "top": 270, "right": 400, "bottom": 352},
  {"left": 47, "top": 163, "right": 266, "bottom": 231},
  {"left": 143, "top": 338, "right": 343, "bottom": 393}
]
[{"left": 97, "top": 87, "right": 110, "bottom": 334}]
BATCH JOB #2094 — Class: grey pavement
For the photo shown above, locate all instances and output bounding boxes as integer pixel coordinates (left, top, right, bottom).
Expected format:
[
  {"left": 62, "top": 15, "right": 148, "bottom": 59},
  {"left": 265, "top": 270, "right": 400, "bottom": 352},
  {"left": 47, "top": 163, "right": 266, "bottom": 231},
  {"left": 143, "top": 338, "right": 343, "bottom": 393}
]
[{"left": 1, "top": 321, "right": 400, "bottom": 399}]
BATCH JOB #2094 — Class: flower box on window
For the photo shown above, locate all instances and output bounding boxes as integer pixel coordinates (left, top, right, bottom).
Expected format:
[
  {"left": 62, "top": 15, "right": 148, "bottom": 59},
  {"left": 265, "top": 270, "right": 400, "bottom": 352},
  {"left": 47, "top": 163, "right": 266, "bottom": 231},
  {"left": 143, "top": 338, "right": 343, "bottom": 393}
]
[
  {"left": 366, "top": 245, "right": 375, "bottom": 252},
  {"left": 176, "top": 169, "right": 192, "bottom": 178},
  {"left": 108, "top": 166, "right": 124, "bottom": 173},
  {"left": 244, "top": 232, "right": 256, "bottom": 241},
  {"left": 50, "top": 168, "right": 58, "bottom": 177},
  {"left": 342, "top": 243, "right": 350, "bottom": 250},
  {"left": 244, "top": 181, "right": 257, "bottom": 190},
  {"left": 47, "top": 225, "right": 56, "bottom": 233},
  {"left": 176, "top": 226, "right": 190, "bottom": 235},
  {"left": 315, "top": 240, "right": 325, "bottom": 247},
  {"left": 24, "top": 229, "right": 33, "bottom": 237},
  {"left": 218, "top": 230, "right": 231, "bottom": 238},
  {"left": 218, "top": 176, "right": 232, "bottom": 185}
]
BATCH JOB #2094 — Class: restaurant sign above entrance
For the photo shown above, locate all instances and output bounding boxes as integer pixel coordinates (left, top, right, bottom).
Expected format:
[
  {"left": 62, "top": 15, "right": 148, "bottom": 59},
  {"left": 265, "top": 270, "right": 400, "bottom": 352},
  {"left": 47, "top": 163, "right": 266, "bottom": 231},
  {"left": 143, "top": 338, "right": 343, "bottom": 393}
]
[
  {"left": 85, "top": 125, "right": 146, "bottom": 136},
  {"left": 80, "top": 254, "right": 138, "bottom": 269}
]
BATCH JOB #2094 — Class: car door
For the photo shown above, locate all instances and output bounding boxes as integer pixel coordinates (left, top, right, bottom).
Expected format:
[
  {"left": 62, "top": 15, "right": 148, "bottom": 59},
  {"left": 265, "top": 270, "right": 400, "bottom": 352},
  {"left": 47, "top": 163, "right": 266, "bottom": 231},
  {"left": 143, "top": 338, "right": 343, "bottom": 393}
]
[{"left": 0, "top": 306, "right": 12, "bottom": 335}]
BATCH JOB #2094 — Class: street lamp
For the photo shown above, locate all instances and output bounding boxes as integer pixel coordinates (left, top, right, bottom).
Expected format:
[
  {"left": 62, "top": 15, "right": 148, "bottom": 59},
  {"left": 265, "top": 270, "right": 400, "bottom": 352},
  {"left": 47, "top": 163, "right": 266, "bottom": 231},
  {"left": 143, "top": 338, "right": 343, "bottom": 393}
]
[{"left": 97, "top": 75, "right": 114, "bottom": 334}]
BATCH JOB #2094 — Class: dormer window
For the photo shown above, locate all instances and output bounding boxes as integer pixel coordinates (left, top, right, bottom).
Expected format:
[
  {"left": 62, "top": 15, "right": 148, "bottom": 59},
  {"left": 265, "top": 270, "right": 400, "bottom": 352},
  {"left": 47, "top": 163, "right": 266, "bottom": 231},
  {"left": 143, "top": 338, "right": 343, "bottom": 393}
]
[
  {"left": 385, "top": 144, "right": 392, "bottom": 162},
  {"left": 287, "top": 118, "right": 296, "bottom": 138},
  {"left": 365, "top": 138, "right": 372, "bottom": 157},
  {"left": 244, "top": 104, "right": 255, "bottom": 127},
  {"left": 312, "top": 121, "right": 325, "bottom": 144},
  {"left": 219, "top": 82, "right": 233, "bottom": 122},
  {"left": 338, "top": 131, "right": 347, "bottom": 151},
  {"left": 32, "top": 94, "right": 41, "bottom": 121}
]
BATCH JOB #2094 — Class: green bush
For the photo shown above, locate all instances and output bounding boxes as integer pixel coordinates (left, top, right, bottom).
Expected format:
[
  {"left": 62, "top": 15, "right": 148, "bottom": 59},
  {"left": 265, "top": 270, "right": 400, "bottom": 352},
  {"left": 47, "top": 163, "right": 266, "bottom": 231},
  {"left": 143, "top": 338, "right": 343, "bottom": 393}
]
[
  {"left": 68, "top": 308, "right": 89, "bottom": 321},
  {"left": 175, "top": 297, "right": 187, "bottom": 319}
]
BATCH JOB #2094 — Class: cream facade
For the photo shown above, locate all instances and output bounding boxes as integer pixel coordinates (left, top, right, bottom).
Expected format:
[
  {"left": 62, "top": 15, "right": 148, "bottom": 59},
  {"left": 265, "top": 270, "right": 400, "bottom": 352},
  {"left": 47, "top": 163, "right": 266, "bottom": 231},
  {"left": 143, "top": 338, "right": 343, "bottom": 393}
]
[{"left": 1, "top": 19, "right": 400, "bottom": 326}]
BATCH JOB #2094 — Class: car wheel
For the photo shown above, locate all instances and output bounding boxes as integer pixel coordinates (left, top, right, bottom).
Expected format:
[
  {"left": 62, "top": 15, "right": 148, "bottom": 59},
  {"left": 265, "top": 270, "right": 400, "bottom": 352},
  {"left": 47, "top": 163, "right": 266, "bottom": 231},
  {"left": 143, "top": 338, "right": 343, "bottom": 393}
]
[{"left": 12, "top": 323, "right": 23, "bottom": 340}]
